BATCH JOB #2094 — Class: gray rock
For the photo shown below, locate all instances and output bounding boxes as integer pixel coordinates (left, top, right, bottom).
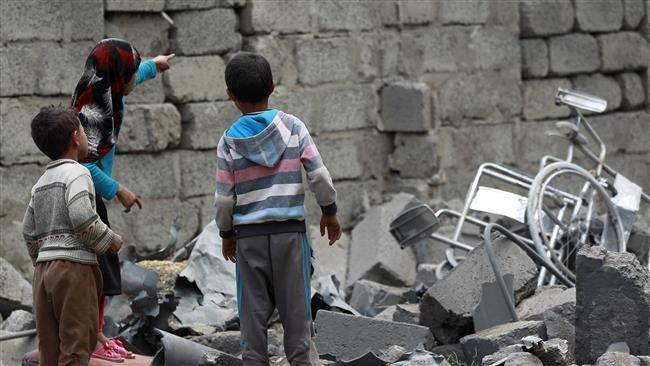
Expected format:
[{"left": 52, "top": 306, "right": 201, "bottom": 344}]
[
  {"left": 398, "top": 0, "right": 437, "bottom": 25},
  {"left": 460, "top": 321, "right": 547, "bottom": 366},
  {"left": 639, "top": 356, "right": 650, "bottom": 366},
  {"left": 309, "top": 84, "right": 377, "bottom": 133},
  {"left": 606, "top": 341, "right": 630, "bottom": 353},
  {"left": 575, "top": 0, "right": 624, "bottom": 32},
  {"left": 379, "top": 82, "right": 432, "bottom": 132},
  {"left": 481, "top": 344, "right": 523, "bottom": 366},
  {"left": 389, "top": 133, "right": 437, "bottom": 178},
  {"left": 190, "top": 331, "right": 241, "bottom": 356},
  {"left": 0, "top": 329, "right": 37, "bottom": 366},
  {"left": 105, "top": 13, "right": 171, "bottom": 57},
  {"left": 374, "top": 305, "right": 398, "bottom": 322},
  {"left": 241, "top": 0, "right": 311, "bottom": 34},
  {"left": 599, "top": 32, "right": 650, "bottom": 72},
  {"left": 521, "top": 39, "right": 549, "bottom": 78},
  {"left": 170, "top": 8, "right": 241, "bottom": 56},
  {"left": 296, "top": 37, "right": 358, "bottom": 86},
  {"left": 430, "top": 344, "right": 467, "bottom": 365},
  {"left": 310, "top": 225, "right": 351, "bottom": 287},
  {"left": 389, "top": 349, "right": 452, "bottom": 366},
  {"left": 128, "top": 75, "right": 165, "bottom": 104},
  {"left": 316, "top": 136, "right": 363, "bottom": 180},
  {"left": 623, "top": 0, "right": 646, "bottom": 28},
  {"left": 534, "top": 338, "right": 572, "bottom": 366},
  {"left": 504, "top": 352, "right": 543, "bottom": 366},
  {"left": 416, "top": 263, "right": 438, "bottom": 287},
  {"left": 595, "top": 352, "right": 641, "bottom": 366},
  {"left": 571, "top": 74, "right": 622, "bottom": 112},
  {"left": 420, "top": 237, "right": 539, "bottom": 344},
  {"left": 347, "top": 193, "right": 418, "bottom": 288},
  {"left": 163, "top": 56, "right": 227, "bottom": 103},
  {"left": 105, "top": 0, "right": 165, "bottom": 11},
  {"left": 179, "top": 150, "right": 219, "bottom": 199},
  {"left": 549, "top": 33, "right": 600, "bottom": 76},
  {"left": 0, "top": 310, "right": 34, "bottom": 332},
  {"left": 117, "top": 104, "right": 181, "bottom": 153},
  {"left": 0, "top": 257, "right": 32, "bottom": 317},
  {"left": 315, "top": 1, "right": 384, "bottom": 31},
  {"left": 616, "top": 72, "right": 646, "bottom": 110},
  {"left": 523, "top": 78, "right": 572, "bottom": 121},
  {"left": 520, "top": 0, "right": 574, "bottom": 37},
  {"left": 313, "top": 310, "right": 435, "bottom": 363},
  {"left": 543, "top": 302, "right": 576, "bottom": 356},
  {"left": 516, "top": 286, "right": 575, "bottom": 321},
  {"left": 439, "top": 0, "right": 489, "bottom": 25},
  {"left": 575, "top": 246, "right": 650, "bottom": 364},
  {"left": 198, "top": 350, "right": 242, "bottom": 366},
  {"left": 393, "top": 304, "right": 421, "bottom": 325},
  {"left": 349, "top": 279, "right": 406, "bottom": 317},
  {"left": 178, "top": 102, "right": 238, "bottom": 150}
]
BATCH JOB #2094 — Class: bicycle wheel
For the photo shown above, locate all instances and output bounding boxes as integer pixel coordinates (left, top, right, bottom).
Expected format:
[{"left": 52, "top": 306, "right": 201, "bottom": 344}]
[{"left": 527, "top": 162, "right": 625, "bottom": 281}]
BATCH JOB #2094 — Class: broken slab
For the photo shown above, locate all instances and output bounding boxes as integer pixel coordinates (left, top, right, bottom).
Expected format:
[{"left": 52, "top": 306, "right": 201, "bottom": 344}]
[
  {"left": 349, "top": 279, "right": 406, "bottom": 317},
  {"left": 314, "top": 310, "right": 435, "bottom": 363},
  {"left": 516, "top": 286, "right": 575, "bottom": 321},
  {"left": 481, "top": 344, "right": 523, "bottom": 366},
  {"left": 310, "top": 225, "right": 351, "bottom": 286},
  {"left": 502, "top": 352, "right": 543, "bottom": 365},
  {"left": 533, "top": 338, "right": 572, "bottom": 366},
  {"left": 0, "top": 309, "right": 34, "bottom": 332},
  {"left": 542, "top": 301, "right": 576, "bottom": 358},
  {"left": 575, "top": 246, "right": 650, "bottom": 364},
  {"left": 347, "top": 193, "right": 418, "bottom": 288},
  {"left": 420, "top": 237, "right": 539, "bottom": 344},
  {"left": 0, "top": 257, "right": 32, "bottom": 317},
  {"left": 389, "top": 349, "right": 451, "bottom": 366},
  {"left": 393, "top": 304, "right": 421, "bottom": 325},
  {"left": 595, "top": 352, "right": 641, "bottom": 366},
  {"left": 374, "top": 305, "right": 398, "bottom": 322},
  {"left": 198, "top": 351, "right": 243, "bottom": 366},
  {"left": 460, "top": 320, "right": 547, "bottom": 366}
]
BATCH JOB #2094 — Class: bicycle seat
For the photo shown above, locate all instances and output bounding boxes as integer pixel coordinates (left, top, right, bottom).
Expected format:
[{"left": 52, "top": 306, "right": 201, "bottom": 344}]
[{"left": 546, "top": 121, "right": 589, "bottom": 145}]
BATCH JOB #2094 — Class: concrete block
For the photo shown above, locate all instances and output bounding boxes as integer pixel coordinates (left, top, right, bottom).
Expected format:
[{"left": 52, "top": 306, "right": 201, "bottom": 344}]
[
  {"left": 309, "top": 225, "right": 350, "bottom": 286},
  {"left": 575, "top": 246, "right": 650, "bottom": 364},
  {"left": 523, "top": 78, "right": 572, "bottom": 120},
  {"left": 439, "top": 0, "right": 489, "bottom": 25},
  {"left": 389, "top": 133, "right": 437, "bottom": 179},
  {"left": 398, "top": 0, "right": 437, "bottom": 25},
  {"left": 105, "top": 13, "right": 170, "bottom": 57},
  {"left": 313, "top": 310, "right": 435, "bottom": 362},
  {"left": 248, "top": 36, "right": 298, "bottom": 86},
  {"left": 487, "top": 0, "right": 520, "bottom": 31},
  {"left": 373, "top": 305, "right": 398, "bottom": 322},
  {"left": 534, "top": 338, "right": 572, "bottom": 366},
  {"left": 179, "top": 150, "right": 217, "bottom": 199},
  {"left": 241, "top": 0, "right": 311, "bottom": 34},
  {"left": 315, "top": 1, "right": 381, "bottom": 31},
  {"left": 416, "top": 263, "right": 438, "bottom": 287},
  {"left": 117, "top": 104, "right": 181, "bottom": 153},
  {"left": 617, "top": 72, "right": 647, "bottom": 110},
  {"left": 624, "top": 0, "right": 646, "bottom": 28},
  {"left": 516, "top": 286, "right": 575, "bottom": 321},
  {"left": 599, "top": 32, "right": 650, "bottom": 72},
  {"left": 596, "top": 352, "right": 641, "bottom": 366},
  {"left": 128, "top": 74, "right": 165, "bottom": 104},
  {"left": 520, "top": 0, "right": 574, "bottom": 37},
  {"left": 170, "top": 8, "right": 241, "bottom": 56},
  {"left": 106, "top": 0, "right": 165, "bottom": 12},
  {"left": 460, "top": 321, "right": 547, "bottom": 366},
  {"left": 571, "top": 73, "right": 622, "bottom": 112},
  {"left": 548, "top": 33, "right": 600, "bottom": 76},
  {"left": 0, "top": 97, "right": 68, "bottom": 164},
  {"left": 0, "top": 310, "right": 35, "bottom": 332},
  {"left": 419, "top": 237, "right": 539, "bottom": 344},
  {"left": 503, "top": 353, "right": 543, "bottom": 365},
  {"left": 186, "top": 195, "right": 216, "bottom": 229},
  {"left": 0, "top": 164, "right": 43, "bottom": 217},
  {"left": 190, "top": 331, "right": 241, "bottom": 356},
  {"left": 347, "top": 193, "right": 418, "bottom": 288},
  {"left": 481, "top": 344, "right": 523, "bottom": 366},
  {"left": 589, "top": 111, "right": 650, "bottom": 153},
  {"left": 379, "top": 82, "right": 431, "bottom": 132},
  {"left": 521, "top": 39, "right": 548, "bottom": 78},
  {"left": 165, "top": 0, "right": 239, "bottom": 10},
  {"left": 59, "top": 0, "right": 104, "bottom": 42},
  {"left": 114, "top": 152, "right": 179, "bottom": 199},
  {"left": 296, "top": 37, "right": 357, "bottom": 86},
  {"left": 268, "top": 86, "right": 314, "bottom": 132},
  {"left": 473, "top": 26, "right": 521, "bottom": 71},
  {"left": 0, "top": 215, "right": 34, "bottom": 281},
  {"left": 399, "top": 27, "right": 475, "bottom": 74},
  {"left": 349, "top": 280, "right": 406, "bottom": 317},
  {"left": 0, "top": 44, "right": 39, "bottom": 96},
  {"left": 0, "top": 257, "right": 32, "bottom": 318},
  {"left": 179, "top": 102, "right": 238, "bottom": 150},
  {"left": 0, "top": 1, "right": 61, "bottom": 42},
  {"left": 316, "top": 136, "right": 363, "bottom": 180},
  {"left": 575, "top": 0, "right": 624, "bottom": 32},
  {"left": 437, "top": 123, "right": 515, "bottom": 172},
  {"left": 310, "top": 85, "right": 376, "bottom": 133},
  {"left": 514, "top": 120, "right": 570, "bottom": 165},
  {"left": 0, "top": 330, "right": 37, "bottom": 366},
  {"left": 304, "top": 179, "right": 380, "bottom": 230},
  {"left": 163, "top": 56, "right": 227, "bottom": 103},
  {"left": 393, "top": 303, "right": 421, "bottom": 325}
]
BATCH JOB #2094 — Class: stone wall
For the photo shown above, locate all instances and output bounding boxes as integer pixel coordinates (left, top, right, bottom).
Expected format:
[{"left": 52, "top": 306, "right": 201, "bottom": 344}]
[{"left": 1, "top": 0, "right": 649, "bottom": 279}]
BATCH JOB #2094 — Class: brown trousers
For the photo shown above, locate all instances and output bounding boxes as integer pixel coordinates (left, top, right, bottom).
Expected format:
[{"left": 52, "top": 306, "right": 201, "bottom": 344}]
[{"left": 33, "top": 260, "right": 102, "bottom": 366}]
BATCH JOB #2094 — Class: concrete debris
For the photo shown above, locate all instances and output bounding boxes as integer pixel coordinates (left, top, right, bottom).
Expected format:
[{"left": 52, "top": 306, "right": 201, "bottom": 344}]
[
  {"left": 416, "top": 263, "right": 438, "bottom": 287},
  {"left": 575, "top": 246, "right": 650, "bottom": 364},
  {"left": 389, "top": 349, "right": 451, "bottom": 366},
  {"left": 430, "top": 344, "right": 467, "bottom": 366},
  {"left": 393, "top": 304, "right": 421, "bottom": 325},
  {"left": 0, "top": 309, "right": 34, "bottom": 332},
  {"left": 459, "top": 320, "right": 547, "bottom": 366},
  {"left": 349, "top": 279, "right": 406, "bottom": 317},
  {"left": 532, "top": 338, "right": 572, "bottom": 366},
  {"left": 516, "top": 286, "right": 575, "bottom": 321},
  {"left": 311, "top": 274, "right": 361, "bottom": 316},
  {"left": 153, "top": 329, "right": 241, "bottom": 366},
  {"left": 0, "top": 257, "right": 32, "bottom": 317},
  {"left": 313, "top": 310, "right": 435, "bottom": 363},
  {"left": 502, "top": 352, "right": 543, "bottom": 365},
  {"left": 0, "top": 330, "right": 37, "bottom": 366},
  {"left": 595, "top": 352, "right": 641, "bottom": 366},
  {"left": 420, "top": 236, "right": 539, "bottom": 344},
  {"left": 374, "top": 305, "right": 398, "bottom": 322},
  {"left": 190, "top": 331, "right": 242, "bottom": 357},
  {"left": 481, "top": 344, "right": 523, "bottom": 366},
  {"left": 198, "top": 350, "right": 243, "bottom": 366},
  {"left": 542, "top": 301, "right": 576, "bottom": 356}
]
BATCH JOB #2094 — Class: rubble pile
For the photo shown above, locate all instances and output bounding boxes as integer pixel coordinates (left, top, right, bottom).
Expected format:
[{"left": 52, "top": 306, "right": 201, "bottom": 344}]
[{"left": 1, "top": 193, "right": 649, "bottom": 365}]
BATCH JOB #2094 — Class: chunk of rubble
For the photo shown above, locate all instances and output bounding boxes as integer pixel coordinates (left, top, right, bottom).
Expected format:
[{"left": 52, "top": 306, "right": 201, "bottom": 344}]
[
  {"left": 0, "top": 330, "right": 37, "bottom": 366},
  {"left": 347, "top": 193, "right": 418, "bottom": 288},
  {"left": 430, "top": 344, "right": 466, "bottom": 366},
  {"left": 153, "top": 329, "right": 241, "bottom": 366},
  {"left": 420, "top": 236, "right": 539, "bottom": 344},
  {"left": 533, "top": 338, "right": 571, "bottom": 366},
  {"left": 459, "top": 320, "right": 547, "bottom": 366},
  {"left": 595, "top": 352, "right": 641, "bottom": 366},
  {"left": 516, "top": 286, "right": 575, "bottom": 320},
  {"left": 190, "top": 331, "right": 242, "bottom": 356},
  {"left": 416, "top": 263, "right": 438, "bottom": 286},
  {"left": 198, "top": 350, "right": 243, "bottom": 366},
  {"left": 314, "top": 310, "right": 435, "bottom": 363},
  {"left": 0, "top": 309, "right": 34, "bottom": 332},
  {"left": 393, "top": 304, "right": 421, "bottom": 325},
  {"left": 575, "top": 246, "right": 650, "bottom": 364},
  {"left": 374, "top": 305, "right": 398, "bottom": 322},
  {"left": 502, "top": 352, "right": 543, "bottom": 365},
  {"left": 389, "top": 349, "right": 451, "bottom": 366},
  {"left": 349, "top": 279, "right": 406, "bottom": 317},
  {"left": 542, "top": 301, "right": 575, "bottom": 355},
  {"left": 481, "top": 344, "right": 523, "bottom": 366},
  {"left": 0, "top": 257, "right": 32, "bottom": 317}
]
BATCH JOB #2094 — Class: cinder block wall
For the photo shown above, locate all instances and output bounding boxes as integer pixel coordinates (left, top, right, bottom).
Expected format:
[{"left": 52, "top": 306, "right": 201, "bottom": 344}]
[{"left": 1, "top": 0, "right": 649, "bottom": 279}]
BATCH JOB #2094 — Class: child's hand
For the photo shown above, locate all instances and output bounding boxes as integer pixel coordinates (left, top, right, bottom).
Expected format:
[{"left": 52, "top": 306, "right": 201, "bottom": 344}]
[
  {"left": 222, "top": 236, "right": 237, "bottom": 263},
  {"left": 117, "top": 184, "right": 142, "bottom": 213},
  {"left": 153, "top": 54, "right": 175, "bottom": 73},
  {"left": 320, "top": 214, "right": 342, "bottom": 245},
  {"left": 109, "top": 233, "right": 123, "bottom": 254}
]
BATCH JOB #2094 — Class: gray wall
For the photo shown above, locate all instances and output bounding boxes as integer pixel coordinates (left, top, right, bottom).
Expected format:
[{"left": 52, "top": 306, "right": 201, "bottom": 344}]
[{"left": 2, "top": 0, "right": 649, "bottom": 279}]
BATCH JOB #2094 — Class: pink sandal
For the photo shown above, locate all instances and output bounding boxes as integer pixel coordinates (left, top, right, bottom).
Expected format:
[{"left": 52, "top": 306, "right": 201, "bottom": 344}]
[
  {"left": 92, "top": 342, "right": 125, "bottom": 363},
  {"left": 108, "top": 339, "right": 136, "bottom": 359}
]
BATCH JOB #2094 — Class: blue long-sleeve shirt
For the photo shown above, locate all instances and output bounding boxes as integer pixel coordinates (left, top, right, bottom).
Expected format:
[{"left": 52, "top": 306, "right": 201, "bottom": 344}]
[{"left": 83, "top": 60, "right": 157, "bottom": 200}]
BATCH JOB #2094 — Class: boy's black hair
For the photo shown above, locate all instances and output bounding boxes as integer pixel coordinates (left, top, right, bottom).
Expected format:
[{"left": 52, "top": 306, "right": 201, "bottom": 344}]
[
  {"left": 225, "top": 52, "right": 273, "bottom": 103},
  {"left": 31, "top": 105, "right": 81, "bottom": 160}
]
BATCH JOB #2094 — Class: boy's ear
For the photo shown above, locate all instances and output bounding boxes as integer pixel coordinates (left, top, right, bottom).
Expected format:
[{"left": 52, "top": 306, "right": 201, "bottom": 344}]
[
  {"left": 71, "top": 130, "right": 80, "bottom": 147},
  {"left": 226, "top": 89, "right": 236, "bottom": 101}
]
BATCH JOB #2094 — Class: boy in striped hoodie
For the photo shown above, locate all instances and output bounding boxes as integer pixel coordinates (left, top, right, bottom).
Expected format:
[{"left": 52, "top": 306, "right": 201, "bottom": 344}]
[{"left": 215, "top": 52, "right": 342, "bottom": 365}]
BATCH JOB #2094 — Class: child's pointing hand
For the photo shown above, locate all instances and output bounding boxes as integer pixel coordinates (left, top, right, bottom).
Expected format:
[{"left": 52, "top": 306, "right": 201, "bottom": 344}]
[{"left": 153, "top": 54, "right": 175, "bottom": 73}]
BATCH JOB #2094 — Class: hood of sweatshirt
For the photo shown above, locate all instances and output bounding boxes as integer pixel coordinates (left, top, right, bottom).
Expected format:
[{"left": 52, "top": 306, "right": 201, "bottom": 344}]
[{"left": 223, "top": 109, "right": 290, "bottom": 168}]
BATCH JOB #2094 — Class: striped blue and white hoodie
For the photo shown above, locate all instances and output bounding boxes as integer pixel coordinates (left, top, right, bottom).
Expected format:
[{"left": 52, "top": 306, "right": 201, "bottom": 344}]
[{"left": 214, "top": 109, "right": 337, "bottom": 238}]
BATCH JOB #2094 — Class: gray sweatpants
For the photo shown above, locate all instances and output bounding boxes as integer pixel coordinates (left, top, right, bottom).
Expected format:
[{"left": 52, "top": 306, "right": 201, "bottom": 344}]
[{"left": 236, "top": 232, "right": 313, "bottom": 365}]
